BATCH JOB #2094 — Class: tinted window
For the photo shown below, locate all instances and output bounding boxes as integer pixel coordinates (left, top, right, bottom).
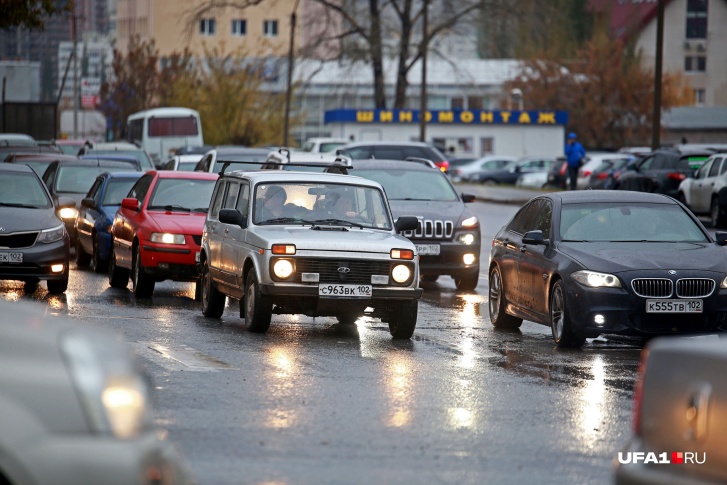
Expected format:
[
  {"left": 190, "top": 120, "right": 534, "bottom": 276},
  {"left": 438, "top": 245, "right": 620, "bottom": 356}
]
[
  {"left": 531, "top": 199, "right": 552, "bottom": 239},
  {"left": 148, "top": 116, "right": 200, "bottom": 137},
  {"left": 708, "top": 158, "right": 721, "bottom": 177},
  {"left": 560, "top": 203, "right": 707, "bottom": 242},
  {"left": 128, "top": 174, "right": 154, "bottom": 204},
  {"left": 507, "top": 200, "right": 541, "bottom": 234},
  {"left": 102, "top": 178, "right": 142, "bottom": 206},
  {"left": 209, "top": 181, "right": 226, "bottom": 218},
  {"left": 677, "top": 155, "right": 709, "bottom": 171},
  {"left": 354, "top": 168, "right": 458, "bottom": 201},
  {"left": 223, "top": 182, "right": 240, "bottom": 209},
  {"left": 236, "top": 184, "right": 250, "bottom": 218},
  {"left": 147, "top": 178, "right": 216, "bottom": 212},
  {"left": 0, "top": 172, "right": 52, "bottom": 207}
]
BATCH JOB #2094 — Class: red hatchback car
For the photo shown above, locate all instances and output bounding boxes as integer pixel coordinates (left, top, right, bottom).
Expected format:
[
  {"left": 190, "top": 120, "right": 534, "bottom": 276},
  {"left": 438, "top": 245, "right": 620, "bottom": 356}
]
[{"left": 108, "top": 171, "right": 218, "bottom": 297}]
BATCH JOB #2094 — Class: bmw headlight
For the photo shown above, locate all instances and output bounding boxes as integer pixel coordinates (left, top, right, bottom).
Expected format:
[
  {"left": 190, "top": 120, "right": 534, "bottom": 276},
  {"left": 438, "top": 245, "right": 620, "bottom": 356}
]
[
  {"left": 60, "top": 330, "right": 150, "bottom": 439},
  {"left": 572, "top": 270, "right": 621, "bottom": 288},
  {"left": 150, "top": 232, "right": 185, "bottom": 244},
  {"left": 37, "top": 224, "right": 66, "bottom": 244}
]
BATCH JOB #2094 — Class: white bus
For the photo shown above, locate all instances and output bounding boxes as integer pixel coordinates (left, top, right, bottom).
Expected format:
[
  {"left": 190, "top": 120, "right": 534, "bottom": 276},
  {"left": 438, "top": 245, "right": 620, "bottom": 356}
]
[{"left": 126, "top": 107, "right": 204, "bottom": 166}]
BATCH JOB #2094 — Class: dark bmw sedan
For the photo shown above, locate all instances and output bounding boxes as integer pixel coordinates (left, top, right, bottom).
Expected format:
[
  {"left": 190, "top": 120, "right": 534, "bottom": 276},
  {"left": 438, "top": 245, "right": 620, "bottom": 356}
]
[
  {"left": 489, "top": 190, "right": 727, "bottom": 347},
  {"left": 0, "top": 164, "right": 73, "bottom": 293}
]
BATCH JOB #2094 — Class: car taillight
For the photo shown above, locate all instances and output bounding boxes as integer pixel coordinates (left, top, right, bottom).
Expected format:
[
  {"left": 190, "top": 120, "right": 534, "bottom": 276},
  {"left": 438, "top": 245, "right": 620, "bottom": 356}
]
[
  {"left": 435, "top": 160, "right": 449, "bottom": 172},
  {"left": 596, "top": 172, "right": 608, "bottom": 179},
  {"left": 667, "top": 172, "right": 687, "bottom": 181},
  {"left": 632, "top": 347, "right": 649, "bottom": 436},
  {"left": 559, "top": 162, "right": 567, "bottom": 176},
  {"left": 580, "top": 170, "right": 591, "bottom": 177}
]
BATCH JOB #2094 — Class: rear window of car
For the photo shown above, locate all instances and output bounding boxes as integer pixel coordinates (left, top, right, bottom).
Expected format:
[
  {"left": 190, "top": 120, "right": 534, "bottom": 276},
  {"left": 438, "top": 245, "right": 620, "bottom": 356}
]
[
  {"left": 678, "top": 155, "right": 709, "bottom": 171},
  {"left": 354, "top": 168, "right": 458, "bottom": 201},
  {"left": 56, "top": 166, "right": 135, "bottom": 193},
  {"left": 102, "top": 178, "right": 142, "bottom": 205}
]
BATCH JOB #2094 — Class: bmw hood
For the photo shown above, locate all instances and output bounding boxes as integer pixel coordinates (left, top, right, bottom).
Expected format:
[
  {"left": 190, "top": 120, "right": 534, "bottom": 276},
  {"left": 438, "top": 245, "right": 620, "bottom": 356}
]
[
  {"left": 561, "top": 242, "right": 727, "bottom": 273},
  {"left": 0, "top": 207, "right": 63, "bottom": 233},
  {"left": 388, "top": 200, "right": 468, "bottom": 224},
  {"left": 252, "top": 226, "right": 413, "bottom": 254}
]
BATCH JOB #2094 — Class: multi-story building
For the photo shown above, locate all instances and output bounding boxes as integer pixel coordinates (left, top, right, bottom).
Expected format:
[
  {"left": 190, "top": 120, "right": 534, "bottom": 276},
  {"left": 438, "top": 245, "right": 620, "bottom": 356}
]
[{"left": 591, "top": 0, "right": 727, "bottom": 107}]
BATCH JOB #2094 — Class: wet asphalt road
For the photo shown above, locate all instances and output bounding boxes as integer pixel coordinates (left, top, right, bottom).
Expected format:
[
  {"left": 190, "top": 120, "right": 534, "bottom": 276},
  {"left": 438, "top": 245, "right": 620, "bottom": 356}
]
[{"left": 1, "top": 201, "right": 644, "bottom": 485}]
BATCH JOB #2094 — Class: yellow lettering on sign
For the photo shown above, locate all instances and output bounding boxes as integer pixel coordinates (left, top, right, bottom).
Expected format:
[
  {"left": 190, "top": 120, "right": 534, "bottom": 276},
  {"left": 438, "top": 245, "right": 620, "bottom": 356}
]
[
  {"left": 518, "top": 112, "right": 531, "bottom": 124},
  {"left": 438, "top": 111, "right": 454, "bottom": 123},
  {"left": 380, "top": 111, "right": 393, "bottom": 122},
  {"left": 480, "top": 112, "right": 494, "bottom": 123},
  {"left": 357, "top": 111, "right": 374, "bottom": 122},
  {"left": 501, "top": 112, "right": 512, "bottom": 123},
  {"left": 422, "top": 111, "right": 432, "bottom": 122},
  {"left": 460, "top": 111, "right": 474, "bottom": 123},
  {"left": 399, "top": 111, "right": 413, "bottom": 122},
  {"left": 537, "top": 112, "right": 556, "bottom": 124}
]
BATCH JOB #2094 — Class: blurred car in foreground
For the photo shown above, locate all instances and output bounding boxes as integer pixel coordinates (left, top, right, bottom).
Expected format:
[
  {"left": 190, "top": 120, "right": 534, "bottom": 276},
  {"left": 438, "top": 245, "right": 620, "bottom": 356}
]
[
  {"left": 109, "top": 171, "right": 218, "bottom": 298},
  {"left": 472, "top": 156, "right": 556, "bottom": 185},
  {"left": 0, "top": 164, "right": 72, "bottom": 293},
  {"left": 351, "top": 159, "right": 480, "bottom": 290},
  {"left": 676, "top": 153, "right": 727, "bottom": 228},
  {"left": 0, "top": 299, "right": 192, "bottom": 485},
  {"left": 614, "top": 335, "right": 727, "bottom": 484},
  {"left": 75, "top": 171, "right": 144, "bottom": 272},
  {"left": 337, "top": 141, "right": 450, "bottom": 172},
  {"left": 615, "top": 148, "right": 712, "bottom": 197},
  {"left": 451, "top": 155, "right": 517, "bottom": 182},
  {"left": 489, "top": 190, "right": 727, "bottom": 347},
  {"left": 576, "top": 153, "right": 633, "bottom": 190}
]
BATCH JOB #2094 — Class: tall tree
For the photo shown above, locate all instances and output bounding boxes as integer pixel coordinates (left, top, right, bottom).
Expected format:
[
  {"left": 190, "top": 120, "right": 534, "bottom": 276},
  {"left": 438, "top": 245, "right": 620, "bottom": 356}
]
[
  {"left": 0, "top": 0, "right": 74, "bottom": 31},
  {"left": 504, "top": 32, "right": 691, "bottom": 149}
]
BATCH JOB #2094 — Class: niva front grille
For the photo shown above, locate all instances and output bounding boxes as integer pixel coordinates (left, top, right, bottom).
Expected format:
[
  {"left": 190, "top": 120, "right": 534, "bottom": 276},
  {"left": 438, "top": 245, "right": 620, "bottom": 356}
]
[
  {"left": 0, "top": 231, "right": 39, "bottom": 249},
  {"left": 294, "top": 258, "right": 391, "bottom": 284}
]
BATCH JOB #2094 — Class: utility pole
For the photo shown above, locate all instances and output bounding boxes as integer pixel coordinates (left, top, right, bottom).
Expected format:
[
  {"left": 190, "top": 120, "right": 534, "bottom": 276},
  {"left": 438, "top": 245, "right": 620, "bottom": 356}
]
[
  {"left": 651, "top": 0, "right": 664, "bottom": 150},
  {"left": 283, "top": 0, "right": 300, "bottom": 147},
  {"left": 72, "top": 13, "right": 79, "bottom": 139},
  {"left": 418, "top": 0, "right": 429, "bottom": 141}
]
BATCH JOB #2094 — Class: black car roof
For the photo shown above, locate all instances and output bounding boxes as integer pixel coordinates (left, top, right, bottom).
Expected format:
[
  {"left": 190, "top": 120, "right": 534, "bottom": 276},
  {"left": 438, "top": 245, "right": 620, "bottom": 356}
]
[
  {"left": 52, "top": 159, "right": 139, "bottom": 168},
  {"left": 350, "top": 159, "right": 438, "bottom": 171},
  {"left": 552, "top": 190, "right": 676, "bottom": 204}
]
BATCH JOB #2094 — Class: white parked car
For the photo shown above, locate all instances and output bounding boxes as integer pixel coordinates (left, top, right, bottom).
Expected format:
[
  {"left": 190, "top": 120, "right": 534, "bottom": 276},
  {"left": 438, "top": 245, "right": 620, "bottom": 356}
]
[
  {"left": 302, "top": 137, "right": 349, "bottom": 153},
  {"left": 451, "top": 155, "right": 517, "bottom": 182},
  {"left": 515, "top": 171, "right": 549, "bottom": 188},
  {"left": 576, "top": 153, "right": 633, "bottom": 190},
  {"left": 676, "top": 152, "right": 727, "bottom": 227}
]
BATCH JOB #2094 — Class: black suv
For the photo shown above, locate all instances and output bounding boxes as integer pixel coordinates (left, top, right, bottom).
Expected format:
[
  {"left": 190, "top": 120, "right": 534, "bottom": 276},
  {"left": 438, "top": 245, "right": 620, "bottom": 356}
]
[
  {"left": 615, "top": 148, "right": 713, "bottom": 197},
  {"left": 337, "top": 141, "right": 450, "bottom": 172},
  {"left": 350, "top": 159, "right": 480, "bottom": 290}
]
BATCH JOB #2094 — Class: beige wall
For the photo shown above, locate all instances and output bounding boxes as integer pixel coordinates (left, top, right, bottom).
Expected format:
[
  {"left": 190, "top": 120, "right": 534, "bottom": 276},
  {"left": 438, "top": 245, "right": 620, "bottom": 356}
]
[{"left": 635, "top": 0, "right": 727, "bottom": 107}]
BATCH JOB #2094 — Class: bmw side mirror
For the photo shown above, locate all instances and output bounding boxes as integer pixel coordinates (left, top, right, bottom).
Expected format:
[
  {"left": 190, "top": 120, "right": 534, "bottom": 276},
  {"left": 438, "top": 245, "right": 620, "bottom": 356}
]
[
  {"left": 715, "top": 232, "right": 727, "bottom": 246},
  {"left": 461, "top": 193, "right": 476, "bottom": 203},
  {"left": 56, "top": 196, "right": 76, "bottom": 209},
  {"left": 522, "top": 230, "right": 546, "bottom": 245},
  {"left": 81, "top": 197, "right": 96, "bottom": 209},
  {"left": 121, "top": 197, "right": 140, "bottom": 211},
  {"left": 395, "top": 216, "right": 419, "bottom": 232},
  {"left": 219, "top": 208, "right": 246, "bottom": 228}
]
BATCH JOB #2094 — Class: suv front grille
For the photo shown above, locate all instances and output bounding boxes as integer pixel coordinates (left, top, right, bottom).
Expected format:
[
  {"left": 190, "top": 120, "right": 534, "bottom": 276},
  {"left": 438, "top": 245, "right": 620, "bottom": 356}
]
[
  {"left": 631, "top": 278, "right": 673, "bottom": 298},
  {"left": 294, "top": 258, "right": 391, "bottom": 284},
  {"left": 676, "top": 278, "right": 715, "bottom": 298},
  {"left": 0, "top": 231, "right": 39, "bottom": 249},
  {"left": 400, "top": 219, "right": 454, "bottom": 240}
]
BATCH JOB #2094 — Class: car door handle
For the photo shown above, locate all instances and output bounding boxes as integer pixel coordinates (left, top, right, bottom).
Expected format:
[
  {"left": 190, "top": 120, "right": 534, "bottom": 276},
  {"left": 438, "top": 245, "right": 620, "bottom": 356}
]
[
  {"left": 210, "top": 224, "right": 216, "bottom": 231},
  {"left": 520, "top": 246, "right": 527, "bottom": 252},
  {"left": 224, "top": 227, "right": 229, "bottom": 234}
]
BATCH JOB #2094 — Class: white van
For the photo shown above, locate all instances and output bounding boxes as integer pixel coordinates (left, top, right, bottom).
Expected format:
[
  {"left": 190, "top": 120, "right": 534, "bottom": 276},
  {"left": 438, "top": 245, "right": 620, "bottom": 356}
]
[{"left": 126, "top": 107, "right": 203, "bottom": 166}]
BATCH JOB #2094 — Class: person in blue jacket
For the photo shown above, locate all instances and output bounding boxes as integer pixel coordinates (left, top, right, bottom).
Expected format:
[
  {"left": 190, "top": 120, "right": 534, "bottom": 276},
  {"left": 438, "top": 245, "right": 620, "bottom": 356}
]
[{"left": 564, "top": 132, "right": 586, "bottom": 190}]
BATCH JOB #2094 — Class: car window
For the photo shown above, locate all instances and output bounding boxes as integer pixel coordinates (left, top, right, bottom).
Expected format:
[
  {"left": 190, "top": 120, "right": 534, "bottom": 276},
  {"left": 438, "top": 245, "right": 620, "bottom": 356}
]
[
  {"left": 178, "top": 162, "right": 198, "bottom": 172},
  {"left": 42, "top": 163, "right": 57, "bottom": 187},
  {"left": 677, "top": 155, "right": 709, "bottom": 172},
  {"left": 163, "top": 159, "right": 175, "bottom": 170},
  {"left": 56, "top": 166, "right": 130, "bottom": 193},
  {"left": 223, "top": 182, "right": 240, "bottom": 209},
  {"left": 128, "top": 174, "right": 154, "bottom": 204},
  {"left": 507, "top": 200, "right": 541, "bottom": 234},
  {"left": 719, "top": 157, "right": 727, "bottom": 175},
  {"left": 560, "top": 202, "right": 708, "bottom": 242},
  {"left": 0, "top": 172, "right": 52, "bottom": 208},
  {"left": 102, "top": 178, "right": 141, "bottom": 206},
  {"left": 708, "top": 158, "right": 721, "bottom": 177},
  {"left": 354, "top": 168, "right": 457, "bottom": 201},
  {"left": 235, "top": 183, "right": 250, "bottom": 217},
  {"left": 320, "top": 142, "right": 346, "bottom": 153},
  {"left": 342, "top": 147, "right": 371, "bottom": 159},
  {"left": 147, "top": 178, "right": 216, "bottom": 212},
  {"left": 531, "top": 199, "right": 552, "bottom": 239},
  {"left": 209, "top": 181, "right": 226, "bottom": 219},
  {"left": 88, "top": 178, "right": 103, "bottom": 200},
  {"left": 651, "top": 152, "right": 674, "bottom": 170}
]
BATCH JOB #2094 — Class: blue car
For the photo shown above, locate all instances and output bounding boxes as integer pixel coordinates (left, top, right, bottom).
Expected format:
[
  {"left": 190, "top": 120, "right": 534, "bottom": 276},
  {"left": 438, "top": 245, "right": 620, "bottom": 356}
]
[{"left": 74, "top": 171, "right": 143, "bottom": 271}]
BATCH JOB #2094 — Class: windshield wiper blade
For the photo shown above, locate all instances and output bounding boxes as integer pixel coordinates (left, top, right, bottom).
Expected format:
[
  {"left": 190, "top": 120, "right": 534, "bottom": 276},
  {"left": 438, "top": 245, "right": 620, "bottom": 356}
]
[
  {"left": 258, "top": 217, "right": 315, "bottom": 225},
  {"left": 191, "top": 207, "right": 209, "bottom": 213},
  {"left": 312, "top": 218, "right": 364, "bottom": 228},
  {"left": 148, "top": 205, "right": 190, "bottom": 212},
  {"left": 0, "top": 202, "right": 41, "bottom": 208}
]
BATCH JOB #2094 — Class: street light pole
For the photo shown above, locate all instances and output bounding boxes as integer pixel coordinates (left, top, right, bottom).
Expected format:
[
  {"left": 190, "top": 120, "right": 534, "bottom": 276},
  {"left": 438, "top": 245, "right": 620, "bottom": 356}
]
[
  {"left": 418, "top": 0, "right": 429, "bottom": 142},
  {"left": 283, "top": 0, "right": 300, "bottom": 147},
  {"left": 651, "top": 0, "right": 664, "bottom": 150}
]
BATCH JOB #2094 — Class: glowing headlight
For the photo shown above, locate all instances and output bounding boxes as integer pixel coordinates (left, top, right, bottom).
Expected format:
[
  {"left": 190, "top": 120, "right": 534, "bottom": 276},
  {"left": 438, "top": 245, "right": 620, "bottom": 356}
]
[
  {"left": 37, "top": 224, "right": 66, "bottom": 244},
  {"left": 59, "top": 207, "right": 78, "bottom": 220},
  {"left": 150, "top": 232, "right": 185, "bottom": 244},
  {"left": 273, "top": 259, "right": 294, "bottom": 279},
  {"left": 458, "top": 233, "right": 476, "bottom": 245},
  {"left": 391, "top": 264, "right": 412, "bottom": 284},
  {"left": 721, "top": 276, "right": 727, "bottom": 289},
  {"left": 572, "top": 270, "right": 621, "bottom": 288},
  {"left": 460, "top": 216, "right": 478, "bottom": 227},
  {"left": 61, "top": 331, "right": 150, "bottom": 439}
]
